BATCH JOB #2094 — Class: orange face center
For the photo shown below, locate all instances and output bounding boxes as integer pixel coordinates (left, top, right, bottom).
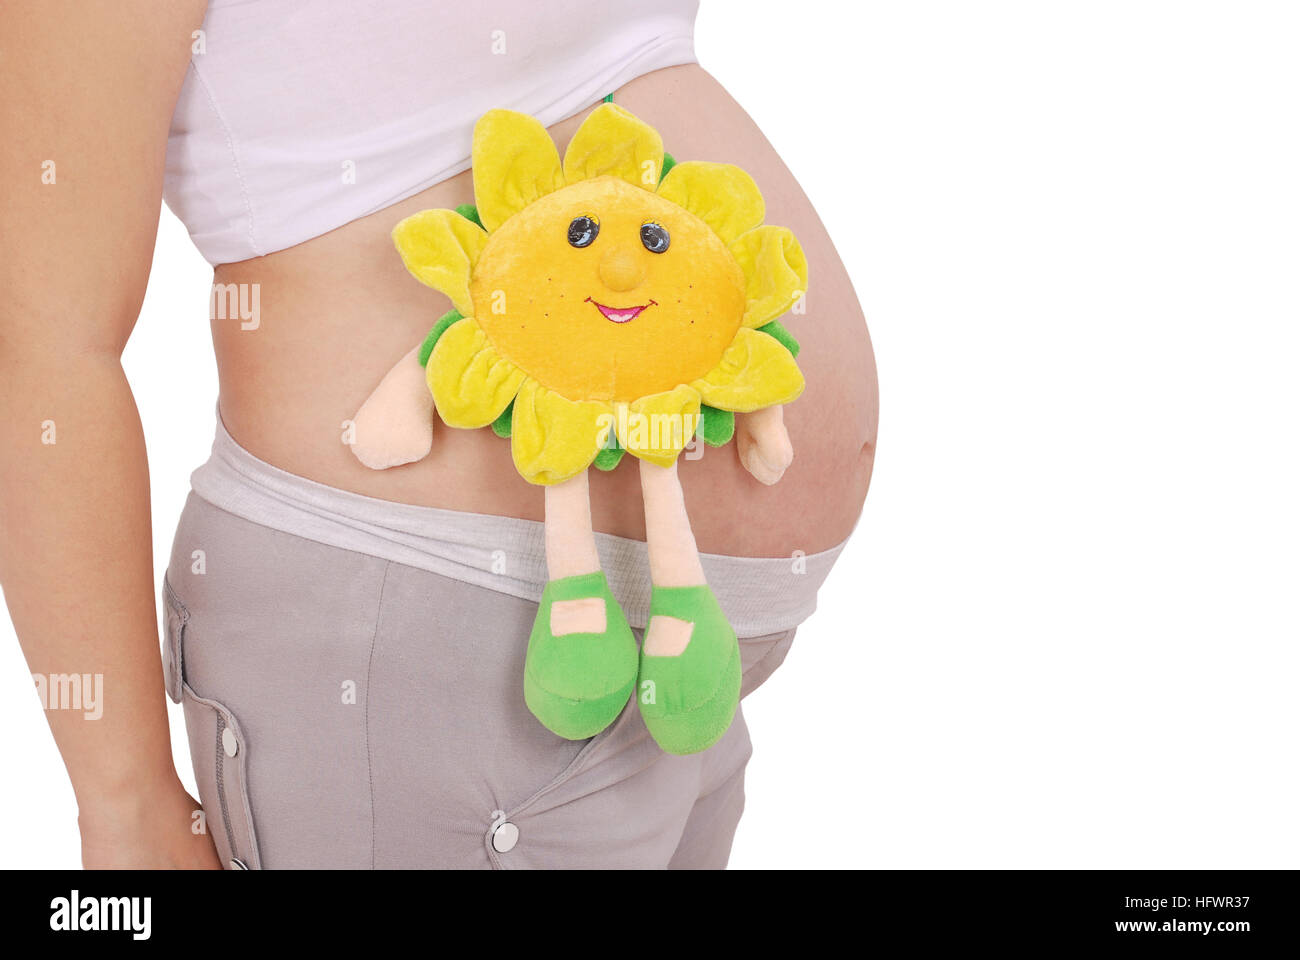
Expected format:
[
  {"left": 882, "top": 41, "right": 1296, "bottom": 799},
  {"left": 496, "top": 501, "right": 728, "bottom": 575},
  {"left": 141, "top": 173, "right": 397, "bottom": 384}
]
[{"left": 470, "top": 176, "right": 746, "bottom": 404}]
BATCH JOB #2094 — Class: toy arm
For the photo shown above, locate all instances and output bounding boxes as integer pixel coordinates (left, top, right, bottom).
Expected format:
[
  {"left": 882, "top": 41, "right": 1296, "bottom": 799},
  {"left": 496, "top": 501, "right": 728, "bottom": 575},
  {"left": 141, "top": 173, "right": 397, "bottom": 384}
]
[
  {"left": 735, "top": 404, "right": 793, "bottom": 486},
  {"left": 349, "top": 345, "right": 434, "bottom": 470}
]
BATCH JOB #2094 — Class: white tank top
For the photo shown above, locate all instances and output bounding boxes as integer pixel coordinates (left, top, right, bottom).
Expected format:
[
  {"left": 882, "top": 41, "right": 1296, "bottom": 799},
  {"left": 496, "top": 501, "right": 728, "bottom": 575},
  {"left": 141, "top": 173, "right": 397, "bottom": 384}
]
[{"left": 164, "top": 0, "right": 698, "bottom": 265}]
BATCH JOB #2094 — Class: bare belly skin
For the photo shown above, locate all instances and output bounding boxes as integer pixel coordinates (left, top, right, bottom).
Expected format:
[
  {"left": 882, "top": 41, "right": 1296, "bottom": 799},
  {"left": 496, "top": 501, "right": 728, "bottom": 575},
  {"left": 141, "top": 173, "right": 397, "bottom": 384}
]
[{"left": 211, "top": 64, "right": 878, "bottom": 557}]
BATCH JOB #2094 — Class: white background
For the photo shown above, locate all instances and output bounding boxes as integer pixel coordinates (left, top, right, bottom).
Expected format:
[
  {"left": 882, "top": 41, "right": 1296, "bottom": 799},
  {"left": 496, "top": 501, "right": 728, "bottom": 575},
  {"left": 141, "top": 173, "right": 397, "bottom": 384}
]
[{"left": 3, "top": 0, "right": 1298, "bottom": 868}]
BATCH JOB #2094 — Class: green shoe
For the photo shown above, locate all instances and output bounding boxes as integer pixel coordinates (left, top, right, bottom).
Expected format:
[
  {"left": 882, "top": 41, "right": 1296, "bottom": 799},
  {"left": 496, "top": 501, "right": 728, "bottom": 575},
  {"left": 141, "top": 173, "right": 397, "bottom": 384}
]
[
  {"left": 524, "top": 572, "right": 637, "bottom": 741},
  {"left": 637, "top": 584, "right": 742, "bottom": 756}
]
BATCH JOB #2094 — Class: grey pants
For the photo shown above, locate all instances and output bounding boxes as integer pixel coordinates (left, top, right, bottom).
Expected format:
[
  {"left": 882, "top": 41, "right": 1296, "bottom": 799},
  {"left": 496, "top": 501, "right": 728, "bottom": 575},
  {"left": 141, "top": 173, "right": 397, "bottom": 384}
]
[{"left": 164, "top": 494, "right": 800, "bottom": 869}]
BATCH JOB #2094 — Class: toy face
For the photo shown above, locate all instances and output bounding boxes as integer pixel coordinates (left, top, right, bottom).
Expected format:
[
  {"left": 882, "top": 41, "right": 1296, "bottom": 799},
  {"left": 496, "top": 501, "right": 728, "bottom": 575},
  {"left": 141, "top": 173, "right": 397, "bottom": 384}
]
[{"left": 471, "top": 176, "right": 746, "bottom": 404}]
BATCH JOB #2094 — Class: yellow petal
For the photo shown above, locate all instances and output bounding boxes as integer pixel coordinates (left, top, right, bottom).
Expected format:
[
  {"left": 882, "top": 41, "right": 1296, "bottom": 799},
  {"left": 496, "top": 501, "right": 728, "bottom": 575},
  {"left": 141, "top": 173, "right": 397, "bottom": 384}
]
[
  {"left": 562, "top": 103, "right": 663, "bottom": 189},
  {"left": 427, "top": 317, "right": 526, "bottom": 428},
  {"left": 510, "top": 379, "right": 612, "bottom": 485},
  {"left": 729, "top": 225, "right": 809, "bottom": 328},
  {"left": 656, "top": 161, "right": 765, "bottom": 245},
  {"left": 692, "top": 328, "right": 804, "bottom": 412},
  {"left": 391, "top": 209, "right": 488, "bottom": 315},
  {"left": 472, "top": 109, "right": 564, "bottom": 232},
  {"left": 614, "top": 385, "right": 702, "bottom": 467}
]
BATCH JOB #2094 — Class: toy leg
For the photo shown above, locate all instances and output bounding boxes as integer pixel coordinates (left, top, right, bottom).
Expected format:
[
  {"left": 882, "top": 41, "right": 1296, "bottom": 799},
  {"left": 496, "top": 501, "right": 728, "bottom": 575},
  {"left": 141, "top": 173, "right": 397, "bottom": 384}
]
[
  {"left": 523, "top": 469, "right": 637, "bottom": 740},
  {"left": 637, "top": 460, "right": 742, "bottom": 755},
  {"left": 544, "top": 469, "right": 604, "bottom": 632}
]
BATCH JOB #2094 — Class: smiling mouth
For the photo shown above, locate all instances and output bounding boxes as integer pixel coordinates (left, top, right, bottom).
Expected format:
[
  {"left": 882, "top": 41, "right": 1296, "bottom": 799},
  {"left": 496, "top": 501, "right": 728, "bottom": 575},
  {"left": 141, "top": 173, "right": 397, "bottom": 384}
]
[{"left": 586, "top": 297, "right": 657, "bottom": 323}]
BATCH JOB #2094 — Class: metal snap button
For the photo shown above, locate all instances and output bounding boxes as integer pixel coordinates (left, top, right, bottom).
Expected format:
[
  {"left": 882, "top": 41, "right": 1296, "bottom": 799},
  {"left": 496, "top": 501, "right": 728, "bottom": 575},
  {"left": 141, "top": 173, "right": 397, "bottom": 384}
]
[
  {"left": 222, "top": 726, "right": 238, "bottom": 758},
  {"left": 491, "top": 821, "right": 519, "bottom": 853}
]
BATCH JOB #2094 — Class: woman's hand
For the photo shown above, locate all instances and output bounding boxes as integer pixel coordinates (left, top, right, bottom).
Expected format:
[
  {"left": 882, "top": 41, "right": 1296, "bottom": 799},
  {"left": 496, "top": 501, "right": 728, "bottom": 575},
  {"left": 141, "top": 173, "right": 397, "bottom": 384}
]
[
  {"left": 736, "top": 406, "right": 794, "bottom": 485},
  {"left": 78, "top": 773, "right": 222, "bottom": 870}
]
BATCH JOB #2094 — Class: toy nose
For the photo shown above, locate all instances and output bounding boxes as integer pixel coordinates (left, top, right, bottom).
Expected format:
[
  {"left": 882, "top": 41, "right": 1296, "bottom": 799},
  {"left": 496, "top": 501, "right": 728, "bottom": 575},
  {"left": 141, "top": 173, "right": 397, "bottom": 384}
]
[{"left": 598, "top": 246, "right": 644, "bottom": 292}]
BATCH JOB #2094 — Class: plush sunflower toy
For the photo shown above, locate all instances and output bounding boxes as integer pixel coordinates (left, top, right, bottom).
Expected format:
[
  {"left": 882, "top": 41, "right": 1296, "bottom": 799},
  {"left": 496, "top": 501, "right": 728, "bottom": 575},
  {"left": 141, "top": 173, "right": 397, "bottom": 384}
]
[{"left": 351, "top": 103, "right": 807, "bottom": 755}]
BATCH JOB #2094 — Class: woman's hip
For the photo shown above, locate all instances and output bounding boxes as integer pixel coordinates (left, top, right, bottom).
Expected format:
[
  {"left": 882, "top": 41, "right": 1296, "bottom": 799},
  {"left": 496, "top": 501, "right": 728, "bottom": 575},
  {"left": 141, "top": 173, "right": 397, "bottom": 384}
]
[{"left": 164, "top": 491, "right": 793, "bottom": 868}]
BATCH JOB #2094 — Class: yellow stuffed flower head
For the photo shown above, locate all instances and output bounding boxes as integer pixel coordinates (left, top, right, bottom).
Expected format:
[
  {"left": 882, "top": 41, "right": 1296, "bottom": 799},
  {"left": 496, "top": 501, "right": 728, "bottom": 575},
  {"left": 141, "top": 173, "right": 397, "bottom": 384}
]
[{"left": 394, "top": 103, "right": 807, "bottom": 484}]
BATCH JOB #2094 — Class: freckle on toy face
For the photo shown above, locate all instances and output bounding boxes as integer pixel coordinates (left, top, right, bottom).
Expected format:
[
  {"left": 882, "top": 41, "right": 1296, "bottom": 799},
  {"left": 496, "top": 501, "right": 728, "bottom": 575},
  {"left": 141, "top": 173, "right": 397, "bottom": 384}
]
[{"left": 471, "top": 176, "right": 746, "bottom": 404}]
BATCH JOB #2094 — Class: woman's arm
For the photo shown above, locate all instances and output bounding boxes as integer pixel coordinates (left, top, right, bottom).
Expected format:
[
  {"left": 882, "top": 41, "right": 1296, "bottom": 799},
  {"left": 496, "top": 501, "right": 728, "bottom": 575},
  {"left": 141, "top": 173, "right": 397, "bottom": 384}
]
[{"left": 0, "top": 0, "right": 217, "bottom": 868}]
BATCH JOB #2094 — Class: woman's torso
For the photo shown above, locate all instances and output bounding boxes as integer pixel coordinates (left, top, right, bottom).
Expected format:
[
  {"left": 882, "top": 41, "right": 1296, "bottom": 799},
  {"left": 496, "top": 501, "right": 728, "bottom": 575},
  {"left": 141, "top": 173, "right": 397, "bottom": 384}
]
[{"left": 174, "top": 5, "right": 877, "bottom": 556}]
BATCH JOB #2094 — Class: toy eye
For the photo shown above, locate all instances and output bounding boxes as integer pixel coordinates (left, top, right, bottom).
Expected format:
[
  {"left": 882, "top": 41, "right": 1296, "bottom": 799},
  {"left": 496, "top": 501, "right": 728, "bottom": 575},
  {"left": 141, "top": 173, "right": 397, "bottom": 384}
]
[
  {"left": 568, "top": 215, "right": 599, "bottom": 248},
  {"left": 640, "top": 222, "right": 670, "bottom": 254}
]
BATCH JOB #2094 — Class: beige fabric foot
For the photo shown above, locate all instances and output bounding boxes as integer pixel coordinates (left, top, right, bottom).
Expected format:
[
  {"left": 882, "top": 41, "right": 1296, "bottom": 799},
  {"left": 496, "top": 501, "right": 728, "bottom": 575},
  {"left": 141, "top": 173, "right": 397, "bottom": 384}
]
[
  {"left": 551, "top": 597, "right": 607, "bottom": 636},
  {"left": 644, "top": 615, "right": 694, "bottom": 657}
]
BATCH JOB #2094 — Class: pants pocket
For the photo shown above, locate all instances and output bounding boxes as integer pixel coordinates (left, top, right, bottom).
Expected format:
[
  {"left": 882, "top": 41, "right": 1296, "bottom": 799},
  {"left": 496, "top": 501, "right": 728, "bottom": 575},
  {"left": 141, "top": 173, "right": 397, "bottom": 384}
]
[{"left": 163, "top": 574, "right": 263, "bottom": 870}]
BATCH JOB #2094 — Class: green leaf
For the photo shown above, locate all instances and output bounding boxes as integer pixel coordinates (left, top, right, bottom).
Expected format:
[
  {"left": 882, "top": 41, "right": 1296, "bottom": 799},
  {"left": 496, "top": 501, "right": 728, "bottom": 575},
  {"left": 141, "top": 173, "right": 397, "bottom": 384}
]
[
  {"left": 418, "top": 309, "right": 463, "bottom": 367},
  {"left": 697, "top": 405, "right": 735, "bottom": 447},
  {"left": 491, "top": 400, "right": 514, "bottom": 439},
  {"left": 756, "top": 318, "right": 800, "bottom": 358},
  {"left": 454, "top": 203, "right": 483, "bottom": 229}
]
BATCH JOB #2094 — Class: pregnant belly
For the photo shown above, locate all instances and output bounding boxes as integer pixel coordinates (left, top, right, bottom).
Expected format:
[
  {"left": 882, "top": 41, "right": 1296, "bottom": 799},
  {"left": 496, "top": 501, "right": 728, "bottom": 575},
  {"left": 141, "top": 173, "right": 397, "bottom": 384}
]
[{"left": 210, "top": 65, "right": 877, "bottom": 557}]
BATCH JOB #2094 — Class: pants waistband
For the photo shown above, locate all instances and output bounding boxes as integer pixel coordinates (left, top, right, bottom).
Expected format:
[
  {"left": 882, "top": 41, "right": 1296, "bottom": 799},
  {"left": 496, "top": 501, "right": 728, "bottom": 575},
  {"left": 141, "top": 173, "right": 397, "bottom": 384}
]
[{"left": 188, "top": 417, "right": 845, "bottom": 635}]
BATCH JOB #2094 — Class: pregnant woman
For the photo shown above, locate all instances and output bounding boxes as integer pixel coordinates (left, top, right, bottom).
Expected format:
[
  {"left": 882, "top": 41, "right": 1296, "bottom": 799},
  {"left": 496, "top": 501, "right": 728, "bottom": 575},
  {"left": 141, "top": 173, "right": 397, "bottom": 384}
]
[{"left": 0, "top": 0, "right": 877, "bottom": 869}]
